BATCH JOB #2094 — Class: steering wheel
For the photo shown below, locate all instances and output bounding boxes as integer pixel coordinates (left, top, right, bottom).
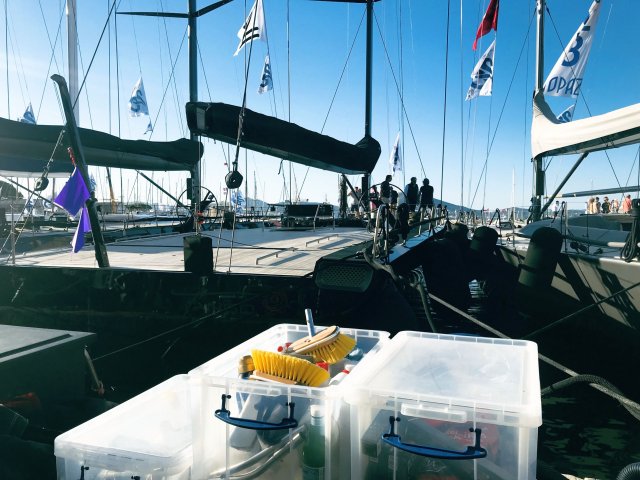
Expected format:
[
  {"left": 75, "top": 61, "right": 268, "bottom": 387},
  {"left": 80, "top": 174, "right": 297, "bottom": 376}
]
[{"left": 176, "top": 187, "right": 219, "bottom": 222}]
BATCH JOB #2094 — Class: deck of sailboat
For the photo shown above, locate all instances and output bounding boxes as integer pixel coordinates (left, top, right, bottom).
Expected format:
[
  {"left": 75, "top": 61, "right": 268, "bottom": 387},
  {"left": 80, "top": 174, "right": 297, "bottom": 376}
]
[{"left": 7, "top": 225, "right": 372, "bottom": 276}]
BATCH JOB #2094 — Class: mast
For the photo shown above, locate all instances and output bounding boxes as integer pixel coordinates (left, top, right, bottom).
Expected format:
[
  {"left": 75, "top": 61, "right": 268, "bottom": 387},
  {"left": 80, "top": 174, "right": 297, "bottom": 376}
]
[
  {"left": 67, "top": 0, "right": 79, "bottom": 121},
  {"left": 361, "top": 0, "right": 373, "bottom": 211},
  {"left": 188, "top": 0, "right": 201, "bottom": 227},
  {"left": 531, "top": 0, "right": 546, "bottom": 222}
]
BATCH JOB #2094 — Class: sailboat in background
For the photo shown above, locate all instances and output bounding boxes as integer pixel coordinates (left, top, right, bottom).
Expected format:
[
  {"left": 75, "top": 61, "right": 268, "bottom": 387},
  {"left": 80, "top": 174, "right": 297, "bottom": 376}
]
[
  {"left": 496, "top": 0, "right": 640, "bottom": 328},
  {"left": 0, "top": 0, "right": 426, "bottom": 392}
]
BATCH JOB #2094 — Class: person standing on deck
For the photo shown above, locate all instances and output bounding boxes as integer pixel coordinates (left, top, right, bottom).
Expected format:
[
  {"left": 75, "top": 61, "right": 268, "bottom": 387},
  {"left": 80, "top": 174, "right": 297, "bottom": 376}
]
[
  {"left": 622, "top": 194, "right": 632, "bottom": 214},
  {"left": 595, "top": 197, "right": 601, "bottom": 213},
  {"left": 380, "top": 175, "right": 392, "bottom": 204},
  {"left": 419, "top": 178, "right": 434, "bottom": 216},
  {"left": 612, "top": 198, "right": 620, "bottom": 213},
  {"left": 602, "top": 197, "right": 610, "bottom": 214},
  {"left": 404, "top": 177, "right": 419, "bottom": 212},
  {"left": 349, "top": 187, "right": 361, "bottom": 217},
  {"left": 551, "top": 200, "right": 560, "bottom": 220}
]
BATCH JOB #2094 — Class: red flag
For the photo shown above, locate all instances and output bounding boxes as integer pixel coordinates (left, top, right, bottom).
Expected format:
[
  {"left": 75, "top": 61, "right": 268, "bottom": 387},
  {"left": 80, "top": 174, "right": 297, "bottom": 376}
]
[{"left": 473, "top": 0, "right": 499, "bottom": 51}]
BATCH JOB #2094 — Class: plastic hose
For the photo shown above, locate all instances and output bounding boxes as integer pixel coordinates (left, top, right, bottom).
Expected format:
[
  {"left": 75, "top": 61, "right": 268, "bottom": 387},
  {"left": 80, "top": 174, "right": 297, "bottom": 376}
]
[
  {"left": 617, "top": 462, "right": 640, "bottom": 480},
  {"left": 621, "top": 202, "right": 640, "bottom": 262},
  {"left": 542, "top": 374, "right": 640, "bottom": 422}
]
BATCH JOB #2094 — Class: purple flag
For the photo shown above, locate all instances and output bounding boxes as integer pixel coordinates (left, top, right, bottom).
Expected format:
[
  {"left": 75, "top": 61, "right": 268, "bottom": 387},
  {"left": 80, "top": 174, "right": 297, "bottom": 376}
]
[
  {"left": 71, "top": 206, "right": 91, "bottom": 253},
  {"left": 55, "top": 167, "right": 91, "bottom": 252},
  {"left": 55, "top": 167, "right": 90, "bottom": 215}
]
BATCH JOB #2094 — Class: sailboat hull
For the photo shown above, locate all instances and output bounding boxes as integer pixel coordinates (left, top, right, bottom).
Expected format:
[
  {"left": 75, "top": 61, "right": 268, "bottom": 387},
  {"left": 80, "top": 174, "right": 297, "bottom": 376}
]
[{"left": 499, "top": 243, "right": 640, "bottom": 330}]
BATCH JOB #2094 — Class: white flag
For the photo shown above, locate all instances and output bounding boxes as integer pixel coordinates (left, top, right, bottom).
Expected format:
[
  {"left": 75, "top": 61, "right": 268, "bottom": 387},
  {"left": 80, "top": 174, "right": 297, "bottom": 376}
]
[
  {"left": 258, "top": 55, "right": 273, "bottom": 94},
  {"left": 556, "top": 104, "right": 575, "bottom": 123},
  {"left": 466, "top": 39, "right": 496, "bottom": 100},
  {"left": 231, "top": 190, "right": 245, "bottom": 213},
  {"left": 389, "top": 132, "right": 402, "bottom": 175},
  {"left": 543, "top": 0, "right": 600, "bottom": 97},
  {"left": 128, "top": 77, "right": 149, "bottom": 117},
  {"left": 18, "top": 103, "right": 36, "bottom": 124},
  {"left": 234, "top": 0, "right": 266, "bottom": 57}
]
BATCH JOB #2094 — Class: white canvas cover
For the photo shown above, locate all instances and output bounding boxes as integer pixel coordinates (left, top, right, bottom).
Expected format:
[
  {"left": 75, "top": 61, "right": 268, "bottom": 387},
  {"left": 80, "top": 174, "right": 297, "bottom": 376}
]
[{"left": 531, "top": 91, "right": 640, "bottom": 159}]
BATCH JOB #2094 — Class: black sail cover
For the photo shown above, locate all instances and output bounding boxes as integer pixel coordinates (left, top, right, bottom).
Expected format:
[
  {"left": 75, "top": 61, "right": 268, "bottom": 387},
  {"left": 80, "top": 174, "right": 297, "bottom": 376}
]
[
  {"left": 0, "top": 117, "right": 203, "bottom": 177},
  {"left": 186, "top": 102, "right": 381, "bottom": 175}
]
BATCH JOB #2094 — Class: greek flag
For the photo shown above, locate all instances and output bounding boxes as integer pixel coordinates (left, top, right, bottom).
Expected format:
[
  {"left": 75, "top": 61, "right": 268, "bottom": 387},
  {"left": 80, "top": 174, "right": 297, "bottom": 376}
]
[
  {"left": 128, "top": 77, "right": 149, "bottom": 116},
  {"left": 466, "top": 39, "right": 496, "bottom": 100},
  {"left": 144, "top": 120, "right": 153, "bottom": 134},
  {"left": 258, "top": 55, "right": 273, "bottom": 94},
  {"left": 543, "top": 0, "right": 600, "bottom": 97},
  {"left": 231, "top": 189, "right": 245, "bottom": 213},
  {"left": 556, "top": 104, "right": 575, "bottom": 123},
  {"left": 389, "top": 132, "right": 402, "bottom": 175},
  {"left": 234, "top": 0, "right": 266, "bottom": 57},
  {"left": 19, "top": 103, "right": 37, "bottom": 124}
]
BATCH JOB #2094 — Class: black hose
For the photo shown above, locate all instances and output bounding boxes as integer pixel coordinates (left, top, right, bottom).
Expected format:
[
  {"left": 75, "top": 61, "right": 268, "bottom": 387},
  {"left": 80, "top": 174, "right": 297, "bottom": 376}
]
[
  {"left": 621, "top": 200, "right": 640, "bottom": 262},
  {"left": 617, "top": 462, "right": 640, "bottom": 480},
  {"left": 536, "top": 461, "right": 568, "bottom": 480},
  {"left": 542, "top": 374, "right": 640, "bottom": 422}
]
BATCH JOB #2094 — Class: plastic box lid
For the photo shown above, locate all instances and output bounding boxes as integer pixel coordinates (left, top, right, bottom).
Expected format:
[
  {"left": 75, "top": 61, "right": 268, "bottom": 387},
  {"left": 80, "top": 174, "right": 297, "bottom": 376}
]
[
  {"left": 344, "top": 332, "right": 542, "bottom": 428},
  {"left": 54, "top": 375, "right": 192, "bottom": 474}
]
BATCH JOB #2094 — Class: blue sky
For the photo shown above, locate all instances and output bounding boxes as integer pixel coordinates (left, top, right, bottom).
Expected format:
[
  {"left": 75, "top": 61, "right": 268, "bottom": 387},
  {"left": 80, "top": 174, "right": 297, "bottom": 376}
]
[{"left": 2, "top": 0, "right": 639, "bottom": 211}]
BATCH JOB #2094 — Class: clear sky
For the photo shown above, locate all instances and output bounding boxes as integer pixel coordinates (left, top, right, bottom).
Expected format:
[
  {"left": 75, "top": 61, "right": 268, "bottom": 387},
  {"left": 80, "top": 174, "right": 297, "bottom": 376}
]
[{"left": 2, "top": 0, "right": 639, "bottom": 212}]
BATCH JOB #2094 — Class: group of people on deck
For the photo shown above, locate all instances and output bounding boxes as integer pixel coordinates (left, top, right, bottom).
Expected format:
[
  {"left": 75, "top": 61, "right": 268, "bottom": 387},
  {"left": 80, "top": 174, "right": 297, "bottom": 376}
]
[
  {"left": 377, "top": 175, "right": 435, "bottom": 214},
  {"left": 349, "top": 176, "right": 435, "bottom": 216},
  {"left": 585, "top": 194, "right": 633, "bottom": 214}
]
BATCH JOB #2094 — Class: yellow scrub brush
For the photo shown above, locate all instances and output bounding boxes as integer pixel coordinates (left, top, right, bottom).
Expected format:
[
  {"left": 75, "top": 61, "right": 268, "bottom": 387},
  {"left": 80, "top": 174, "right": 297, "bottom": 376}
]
[
  {"left": 285, "top": 309, "right": 357, "bottom": 365},
  {"left": 251, "top": 349, "right": 329, "bottom": 387}
]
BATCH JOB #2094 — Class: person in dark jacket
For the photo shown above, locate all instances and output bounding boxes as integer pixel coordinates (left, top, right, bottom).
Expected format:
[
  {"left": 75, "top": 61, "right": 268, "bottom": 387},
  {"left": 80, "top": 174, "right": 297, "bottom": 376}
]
[
  {"left": 380, "top": 175, "right": 392, "bottom": 204},
  {"left": 404, "top": 177, "right": 419, "bottom": 211},
  {"left": 419, "top": 178, "right": 434, "bottom": 215}
]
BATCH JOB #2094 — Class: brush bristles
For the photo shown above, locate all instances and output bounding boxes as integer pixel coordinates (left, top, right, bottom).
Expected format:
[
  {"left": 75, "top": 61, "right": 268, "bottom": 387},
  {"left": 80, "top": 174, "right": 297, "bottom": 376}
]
[
  {"left": 309, "top": 334, "right": 356, "bottom": 364},
  {"left": 251, "top": 350, "right": 329, "bottom": 387}
]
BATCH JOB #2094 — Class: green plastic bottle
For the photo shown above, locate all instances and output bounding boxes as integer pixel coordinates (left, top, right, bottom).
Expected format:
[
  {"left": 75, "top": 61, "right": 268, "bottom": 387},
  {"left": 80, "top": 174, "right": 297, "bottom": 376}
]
[{"left": 302, "top": 404, "right": 325, "bottom": 479}]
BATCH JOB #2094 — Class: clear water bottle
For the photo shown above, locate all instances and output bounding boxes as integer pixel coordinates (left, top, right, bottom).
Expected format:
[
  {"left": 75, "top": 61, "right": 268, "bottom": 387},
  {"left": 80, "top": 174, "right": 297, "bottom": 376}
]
[{"left": 302, "top": 404, "right": 325, "bottom": 479}]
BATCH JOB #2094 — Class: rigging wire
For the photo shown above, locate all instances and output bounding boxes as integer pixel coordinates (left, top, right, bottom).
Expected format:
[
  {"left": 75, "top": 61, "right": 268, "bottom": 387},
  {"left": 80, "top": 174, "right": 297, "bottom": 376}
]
[
  {"left": 147, "top": 28, "right": 188, "bottom": 142},
  {"left": 158, "top": 0, "right": 186, "bottom": 138},
  {"left": 463, "top": 0, "right": 484, "bottom": 209},
  {"left": 300, "top": 6, "right": 365, "bottom": 204},
  {"left": 35, "top": 2, "right": 65, "bottom": 119},
  {"left": 372, "top": 11, "right": 424, "bottom": 177},
  {"left": 398, "top": 0, "right": 405, "bottom": 188},
  {"left": 468, "top": 7, "right": 536, "bottom": 209},
  {"left": 72, "top": 0, "right": 118, "bottom": 113},
  {"left": 522, "top": 0, "right": 531, "bottom": 213},
  {"left": 458, "top": 0, "right": 465, "bottom": 211},
  {"left": 4, "top": 0, "right": 9, "bottom": 117},
  {"left": 439, "top": 0, "right": 452, "bottom": 205},
  {"left": 7, "top": 10, "right": 32, "bottom": 110}
]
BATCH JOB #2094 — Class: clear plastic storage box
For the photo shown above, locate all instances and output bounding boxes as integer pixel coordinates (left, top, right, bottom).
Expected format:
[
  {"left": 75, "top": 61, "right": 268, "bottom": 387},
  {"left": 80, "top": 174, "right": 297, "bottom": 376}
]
[
  {"left": 188, "top": 323, "right": 390, "bottom": 479},
  {"left": 344, "top": 332, "right": 542, "bottom": 480},
  {"left": 54, "top": 375, "right": 192, "bottom": 480}
]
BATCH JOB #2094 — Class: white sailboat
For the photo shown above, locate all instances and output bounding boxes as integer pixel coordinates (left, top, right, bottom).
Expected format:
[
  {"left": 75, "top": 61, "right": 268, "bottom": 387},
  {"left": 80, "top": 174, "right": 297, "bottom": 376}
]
[{"left": 499, "top": 0, "right": 640, "bottom": 328}]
